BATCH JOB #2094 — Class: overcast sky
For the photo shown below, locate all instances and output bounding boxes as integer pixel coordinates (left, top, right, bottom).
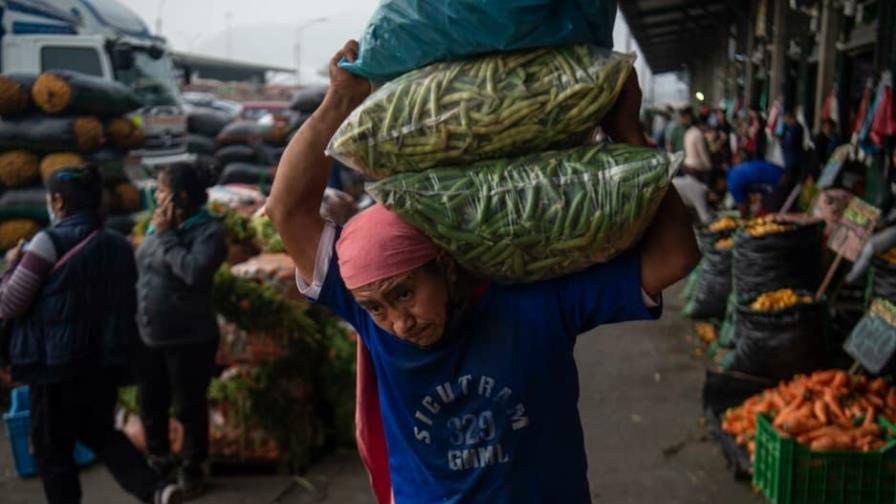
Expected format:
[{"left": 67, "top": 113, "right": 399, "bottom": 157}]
[
  {"left": 115, "top": 0, "right": 685, "bottom": 103},
  {"left": 118, "top": 0, "right": 378, "bottom": 82}
]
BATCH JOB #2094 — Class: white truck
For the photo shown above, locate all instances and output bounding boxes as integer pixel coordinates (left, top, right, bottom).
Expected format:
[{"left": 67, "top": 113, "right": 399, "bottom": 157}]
[{"left": 0, "top": 0, "right": 190, "bottom": 169}]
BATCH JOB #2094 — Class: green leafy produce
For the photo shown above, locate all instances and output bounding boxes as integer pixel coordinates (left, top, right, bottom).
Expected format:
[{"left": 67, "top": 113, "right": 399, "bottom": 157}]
[
  {"left": 369, "top": 144, "right": 681, "bottom": 282},
  {"left": 213, "top": 267, "right": 318, "bottom": 340},
  {"left": 251, "top": 214, "right": 286, "bottom": 253},
  {"left": 327, "top": 45, "right": 634, "bottom": 178}
]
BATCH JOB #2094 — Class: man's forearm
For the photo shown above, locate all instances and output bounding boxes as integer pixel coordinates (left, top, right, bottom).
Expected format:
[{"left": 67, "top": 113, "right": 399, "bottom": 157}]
[{"left": 640, "top": 187, "right": 700, "bottom": 297}]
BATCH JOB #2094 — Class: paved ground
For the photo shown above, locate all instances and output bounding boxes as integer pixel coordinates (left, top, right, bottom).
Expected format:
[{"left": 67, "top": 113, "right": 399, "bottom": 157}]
[{"left": 1, "top": 284, "right": 762, "bottom": 503}]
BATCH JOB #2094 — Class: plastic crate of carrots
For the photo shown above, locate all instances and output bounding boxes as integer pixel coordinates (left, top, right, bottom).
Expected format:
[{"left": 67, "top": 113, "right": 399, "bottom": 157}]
[{"left": 723, "top": 370, "right": 896, "bottom": 504}]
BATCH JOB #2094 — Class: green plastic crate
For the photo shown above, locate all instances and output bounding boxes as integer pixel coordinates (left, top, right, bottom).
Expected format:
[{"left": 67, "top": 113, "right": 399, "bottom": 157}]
[{"left": 753, "top": 415, "right": 896, "bottom": 504}]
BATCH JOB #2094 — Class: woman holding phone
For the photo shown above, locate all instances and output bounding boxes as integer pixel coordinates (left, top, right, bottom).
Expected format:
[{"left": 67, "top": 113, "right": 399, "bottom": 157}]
[{"left": 136, "top": 163, "right": 227, "bottom": 498}]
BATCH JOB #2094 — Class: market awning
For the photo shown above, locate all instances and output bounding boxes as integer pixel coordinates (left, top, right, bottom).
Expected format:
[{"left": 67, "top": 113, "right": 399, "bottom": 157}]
[{"left": 618, "top": 0, "right": 749, "bottom": 74}]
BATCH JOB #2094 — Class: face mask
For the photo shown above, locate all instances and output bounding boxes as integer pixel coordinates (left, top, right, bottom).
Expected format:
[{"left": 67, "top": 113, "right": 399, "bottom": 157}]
[{"left": 47, "top": 203, "right": 59, "bottom": 226}]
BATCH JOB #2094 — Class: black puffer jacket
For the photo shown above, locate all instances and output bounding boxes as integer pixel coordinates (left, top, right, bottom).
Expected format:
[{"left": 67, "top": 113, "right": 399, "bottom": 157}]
[{"left": 136, "top": 215, "right": 227, "bottom": 347}]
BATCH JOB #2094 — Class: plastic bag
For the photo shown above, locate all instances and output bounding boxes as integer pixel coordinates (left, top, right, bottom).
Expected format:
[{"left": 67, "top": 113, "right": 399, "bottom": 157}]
[
  {"left": 732, "top": 220, "right": 822, "bottom": 302},
  {"left": 0, "top": 188, "right": 49, "bottom": 222},
  {"left": 872, "top": 257, "right": 896, "bottom": 303},
  {"left": 683, "top": 232, "right": 733, "bottom": 320},
  {"left": 368, "top": 144, "right": 680, "bottom": 283},
  {"left": 215, "top": 144, "right": 257, "bottom": 166},
  {"left": 0, "top": 116, "right": 104, "bottom": 154},
  {"left": 219, "top": 163, "right": 274, "bottom": 187},
  {"left": 187, "top": 134, "right": 216, "bottom": 155},
  {"left": 289, "top": 86, "right": 327, "bottom": 113},
  {"left": 187, "top": 109, "right": 232, "bottom": 137},
  {"left": 328, "top": 45, "right": 635, "bottom": 178},
  {"left": 340, "top": 0, "right": 616, "bottom": 81},
  {"left": 730, "top": 294, "right": 826, "bottom": 381},
  {"left": 32, "top": 70, "right": 142, "bottom": 116},
  {"left": 0, "top": 73, "right": 37, "bottom": 117}
]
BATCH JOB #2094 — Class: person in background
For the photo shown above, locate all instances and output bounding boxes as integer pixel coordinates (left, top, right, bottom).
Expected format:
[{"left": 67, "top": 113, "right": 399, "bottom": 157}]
[
  {"left": 780, "top": 110, "right": 806, "bottom": 179},
  {"left": 726, "top": 159, "right": 786, "bottom": 218},
  {"left": 665, "top": 107, "right": 686, "bottom": 154},
  {"left": 0, "top": 165, "right": 182, "bottom": 504},
  {"left": 267, "top": 39, "right": 699, "bottom": 504},
  {"left": 682, "top": 107, "right": 713, "bottom": 182},
  {"left": 814, "top": 118, "right": 840, "bottom": 166},
  {"left": 651, "top": 107, "right": 670, "bottom": 151},
  {"left": 746, "top": 108, "right": 767, "bottom": 161},
  {"left": 136, "top": 163, "right": 227, "bottom": 498}
]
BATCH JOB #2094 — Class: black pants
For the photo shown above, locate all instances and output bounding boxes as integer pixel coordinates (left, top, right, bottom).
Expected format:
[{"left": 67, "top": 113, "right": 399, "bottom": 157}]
[
  {"left": 138, "top": 340, "right": 217, "bottom": 467},
  {"left": 30, "top": 372, "right": 160, "bottom": 504}
]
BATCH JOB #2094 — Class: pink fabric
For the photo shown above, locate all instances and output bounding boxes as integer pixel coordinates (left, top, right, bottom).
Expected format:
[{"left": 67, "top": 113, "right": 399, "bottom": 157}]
[
  {"left": 336, "top": 204, "right": 438, "bottom": 290},
  {"left": 355, "top": 341, "right": 392, "bottom": 504}
]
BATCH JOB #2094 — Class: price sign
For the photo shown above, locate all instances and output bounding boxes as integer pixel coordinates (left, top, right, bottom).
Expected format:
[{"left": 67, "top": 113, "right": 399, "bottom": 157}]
[
  {"left": 844, "top": 298, "right": 896, "bottom": 374},
  {"left": 826, "top": 197, "right": 880, "bottom": 262}
]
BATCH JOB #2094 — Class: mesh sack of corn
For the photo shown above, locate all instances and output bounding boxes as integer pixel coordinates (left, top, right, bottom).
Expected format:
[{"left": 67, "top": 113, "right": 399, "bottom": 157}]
[
  {"left": 32, "top": 70, "right": 142, "bottom": 116},
  {"left": 368, "top": 144, "right": 680, "bottom": 283},
  {"left": 0, "top": 116, "right": 104, "bottom": 154},
  {"left": 0, "top": 74, "right": 37, "bottom": 117},
  {"left": 0, "top": 150, "right": 40, "bottom": 188},
  {"left": 730, "top": 289, "right": 826, "bottom": 381},
  {"left": 106, "top": 117, "right": 145, "bottom": 150},
  {"left": 0, "top": 219, "right": 40, "bottom": 251},
  {"left": 40, "top": 153, "right": 85, "bottom": 182},
  {"left": 327, "top": 45, "right": 635, "bottom": 178},
  {"left": 732, "top": 217, "right": 823, "bottom": 303}
]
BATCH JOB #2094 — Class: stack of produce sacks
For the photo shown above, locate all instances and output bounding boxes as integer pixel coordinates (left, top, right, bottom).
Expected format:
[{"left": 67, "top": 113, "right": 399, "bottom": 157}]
[
  {"left": 329, "top": 44, "right": 681, "bottom": 282},
  {"left": 185, "top": 108, "right": 231, "bottom": 166},
  {"left": 0, "top": 70, "right": 144, "bottom": 249},
  {"left": 682, "top": 217, "right": 740, "bottom": 321},
  {"left": 214, "top": 121, "right": 290, "bottom": 189},
  {"left": 715, "top": 215, "right": 826, "bottom": 379},
  {"left": 288, "top": 85, "right": 327, "bottom": 130},
  {"left": 871, "top": 247, "right": 896, "bottom": 304}
]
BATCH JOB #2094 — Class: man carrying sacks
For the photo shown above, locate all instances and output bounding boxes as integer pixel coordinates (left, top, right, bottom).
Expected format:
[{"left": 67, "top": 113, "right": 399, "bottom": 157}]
[{"left": 268, "top": 40, "right": 698, "bottom": 504}]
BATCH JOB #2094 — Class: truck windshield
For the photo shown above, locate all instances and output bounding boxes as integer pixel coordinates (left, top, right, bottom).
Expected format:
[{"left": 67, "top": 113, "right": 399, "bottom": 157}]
[{"left": 114, "top": 50, "right": 181, "bottom": 107}]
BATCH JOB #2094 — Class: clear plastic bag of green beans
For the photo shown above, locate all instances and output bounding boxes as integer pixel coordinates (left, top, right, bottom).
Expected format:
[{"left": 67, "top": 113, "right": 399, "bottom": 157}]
[
  {"left": 327, "top": 45, "right": 635, "bottom": 179},
  {"left": 367, "top": 144, "right": 683, "bottom": 283}
]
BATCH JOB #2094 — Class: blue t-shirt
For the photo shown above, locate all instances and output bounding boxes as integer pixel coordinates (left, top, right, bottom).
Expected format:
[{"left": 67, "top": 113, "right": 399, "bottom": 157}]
[
  {"left": 727, "top": 160, "right": 785, "bottom": 204},
  {"left": 309, "top": 239, "right": 658, "bottom": 504}
]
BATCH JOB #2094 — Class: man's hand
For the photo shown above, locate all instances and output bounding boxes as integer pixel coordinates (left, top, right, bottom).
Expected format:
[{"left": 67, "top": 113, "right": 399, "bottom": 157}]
[
  {"left": 600, "top": 70, "right": 646, "bottom": 147},
  {"left": 324, "top": 40, "right": 371, "bottom": 114},
  {"left": 267, "top": 40, "right": 370, "bottom": 285},
  {"left": 151, "top": 200, "right": 175, "bottom": 234},
  {"left": 4, "top": 239, "right": 25, "bottom": 263}
]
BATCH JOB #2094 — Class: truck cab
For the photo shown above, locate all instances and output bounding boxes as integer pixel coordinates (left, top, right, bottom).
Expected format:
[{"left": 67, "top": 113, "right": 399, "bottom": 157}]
[{"left": 0, "top": 0, "right": 191, "bottom": 168}]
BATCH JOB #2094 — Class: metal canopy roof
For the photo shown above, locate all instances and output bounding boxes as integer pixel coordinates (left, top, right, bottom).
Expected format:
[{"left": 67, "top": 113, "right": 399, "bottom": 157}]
[{"left": 618, "top": 0, "right": 749, "bottom": 74}]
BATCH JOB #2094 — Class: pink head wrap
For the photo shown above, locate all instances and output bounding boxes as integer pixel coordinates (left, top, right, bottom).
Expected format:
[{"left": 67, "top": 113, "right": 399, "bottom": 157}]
[{"left": 336, "top": 204, "right": 439, "bottom": 290}]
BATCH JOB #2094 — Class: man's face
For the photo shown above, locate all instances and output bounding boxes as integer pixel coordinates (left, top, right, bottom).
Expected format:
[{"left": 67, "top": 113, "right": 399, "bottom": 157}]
[{"left": 352, "top": 265, "right": 452, "bottom": 347}]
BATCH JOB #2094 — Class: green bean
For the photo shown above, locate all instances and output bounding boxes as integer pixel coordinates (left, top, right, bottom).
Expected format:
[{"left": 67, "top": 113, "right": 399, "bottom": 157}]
[
  {"left": 368, "top": 144, "right": 677, "bottom": 283},
  {"left": 328, "top": 45, "right": 635, "bottom": 178}
]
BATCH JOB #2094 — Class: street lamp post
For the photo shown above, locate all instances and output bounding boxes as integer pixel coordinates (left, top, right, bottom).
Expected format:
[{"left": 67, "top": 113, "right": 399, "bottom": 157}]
[{"left": 295, "top": 17, "right": 328, "bottom": 85}]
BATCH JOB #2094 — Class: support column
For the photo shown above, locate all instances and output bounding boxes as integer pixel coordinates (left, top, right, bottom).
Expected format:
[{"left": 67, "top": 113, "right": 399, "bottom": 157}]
[
  {"left": 769, "top": 0, "right": 788, "bottom": 104},
  {"left": 813, "top": 0, "right": 839, "bottom": 131},
  {"left": 745, "top": 0, "right": 757, "bottom": 110}
]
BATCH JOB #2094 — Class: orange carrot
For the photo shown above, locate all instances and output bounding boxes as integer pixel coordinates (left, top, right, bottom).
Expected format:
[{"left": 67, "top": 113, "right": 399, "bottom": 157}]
[{"left": 813, "top": 400, "right": 828, "bottom": 424}]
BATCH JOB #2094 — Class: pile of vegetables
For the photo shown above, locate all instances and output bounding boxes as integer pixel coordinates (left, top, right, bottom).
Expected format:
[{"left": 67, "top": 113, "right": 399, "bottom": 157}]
[
  {"left": 880, "top": 247, "right": 896, "bottom": 265},
  {"left": 708, "top": 216, "right": 741, "bottom": 233},
  {"left": 723, "top": 370, "right": 896, "bottom": 456},
  {"left": 369, "top": 143, "right": 678, "bottom": 282},
  {"left": 744, "top": 216, "right": 796, "bottom": 238},
  {"left": 749, "top": 288, "right": 814, "bottom": 312},
  {"left": 0, "top": 219, "right": 39, "bottom": 250},
  {"left": 714, "top": 237, "right": 733, "bottom": 250},
  {"left": 328, "top": 45, "right": 634, "bottom": 178},
  {"left": 0, "top": 150, "right": 40, "bottom": 188}
]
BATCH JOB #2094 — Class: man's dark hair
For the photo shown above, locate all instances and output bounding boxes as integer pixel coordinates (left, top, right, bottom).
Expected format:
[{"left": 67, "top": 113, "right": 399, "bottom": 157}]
[
  {"left": 46, "top": 163, "right": 103, "bottom": 214},
  {"left": 822, "top": 118, "right": 837, "bottom": 129},
  {"left": 160, "top": 162, "right": 214, "bottom": 207},
  {"left": 679, "top": 106, "right": 694, "bottom": 118}
]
